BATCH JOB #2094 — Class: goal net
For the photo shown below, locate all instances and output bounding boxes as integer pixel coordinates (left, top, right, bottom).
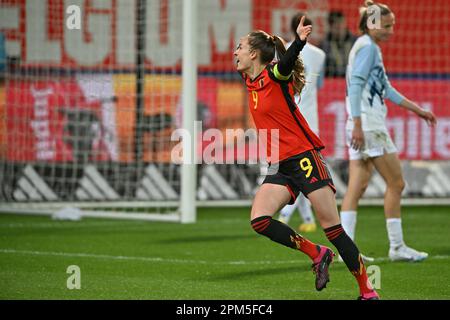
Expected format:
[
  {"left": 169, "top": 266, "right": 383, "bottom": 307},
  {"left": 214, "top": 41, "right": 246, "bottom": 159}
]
[
  {"left": 0, "top": 0, "right": 449, "bottom": 221},
  {"left": 0, "top": 0, "right": 197, "bottom": 221}
]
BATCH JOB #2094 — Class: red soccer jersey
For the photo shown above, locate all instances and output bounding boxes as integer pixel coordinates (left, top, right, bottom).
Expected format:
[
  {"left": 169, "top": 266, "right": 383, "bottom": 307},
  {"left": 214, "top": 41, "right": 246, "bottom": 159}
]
[{"left": 243, "top": 64, "right": 324, "bottom": 163}]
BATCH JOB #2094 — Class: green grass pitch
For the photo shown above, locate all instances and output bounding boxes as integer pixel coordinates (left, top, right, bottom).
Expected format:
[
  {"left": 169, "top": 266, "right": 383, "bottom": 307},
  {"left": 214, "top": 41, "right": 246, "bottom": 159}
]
[{"left": 0, "top": 206, "right": 449, "bottom": 300}]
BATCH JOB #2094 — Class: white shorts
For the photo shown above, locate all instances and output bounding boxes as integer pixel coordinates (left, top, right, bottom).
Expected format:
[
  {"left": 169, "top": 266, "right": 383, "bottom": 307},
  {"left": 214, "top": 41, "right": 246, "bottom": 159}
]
[{"left": 346, "top": 130, "right": 397, "bottom": 160}]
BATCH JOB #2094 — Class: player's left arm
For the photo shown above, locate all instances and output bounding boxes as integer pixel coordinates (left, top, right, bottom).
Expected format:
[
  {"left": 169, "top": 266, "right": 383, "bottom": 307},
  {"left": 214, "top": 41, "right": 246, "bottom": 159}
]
[
  {"left": 398, "top": 98, "right": 437, "bottom": 126},
  {"left": 385, "top": 81, "right": 437, "bottom": 126},
  {"left": 275, "top": 16, "right": 310, "bottom": 80}
]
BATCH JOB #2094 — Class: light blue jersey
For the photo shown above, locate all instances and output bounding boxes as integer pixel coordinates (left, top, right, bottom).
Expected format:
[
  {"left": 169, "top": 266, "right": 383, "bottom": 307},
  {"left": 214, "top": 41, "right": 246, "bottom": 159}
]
[{"left": 346, "top": 35, "right": 405, "bottom": 131}]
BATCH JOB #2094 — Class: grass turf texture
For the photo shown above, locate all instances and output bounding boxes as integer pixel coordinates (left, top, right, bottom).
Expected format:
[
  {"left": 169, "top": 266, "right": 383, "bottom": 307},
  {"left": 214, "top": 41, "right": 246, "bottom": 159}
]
[{"left": 0, "top": 206, "right": 449, "bottom": 300}]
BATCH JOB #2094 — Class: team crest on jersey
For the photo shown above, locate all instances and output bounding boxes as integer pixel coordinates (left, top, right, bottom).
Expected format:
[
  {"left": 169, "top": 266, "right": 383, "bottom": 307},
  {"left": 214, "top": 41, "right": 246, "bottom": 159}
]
[{"left": 259, "top": 79, "right": 264, "bottom": 88}]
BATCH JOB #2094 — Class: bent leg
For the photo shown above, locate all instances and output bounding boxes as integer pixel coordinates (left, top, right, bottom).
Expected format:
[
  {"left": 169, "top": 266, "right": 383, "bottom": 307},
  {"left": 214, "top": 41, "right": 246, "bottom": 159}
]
[
  {"left": 307, "top": 186, "right": 340, "bottom": 229},
  {"left": 251, "top": 183, "right": 291, "bottom": 220},
  {"left": 250, "top": 184, "right": 320, "bottom": 260},
  {"left": 371, "top": 152, "right": 404, "bottom": 219},
  {"left": 308, "top": 186, "right": 375, "bottom": 297},
  {"left": 372, "top": 153, "right": 408, "bottom": 251}
]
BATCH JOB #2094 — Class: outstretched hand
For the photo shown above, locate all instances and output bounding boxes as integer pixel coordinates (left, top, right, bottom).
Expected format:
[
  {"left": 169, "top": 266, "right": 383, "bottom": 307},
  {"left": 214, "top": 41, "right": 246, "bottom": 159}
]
[{"left": 296, "top": 16, "right": 312, "bottom": 41}]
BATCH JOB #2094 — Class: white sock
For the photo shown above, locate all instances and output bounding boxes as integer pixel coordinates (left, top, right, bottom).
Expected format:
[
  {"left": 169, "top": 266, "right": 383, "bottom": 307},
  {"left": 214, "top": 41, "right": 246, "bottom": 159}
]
[
  {"left": 386, "top": 218, "right": 404, "bottom": 249},
  {"left": 298, "top": 193, "right": 314, "bottom": 224},
  {"left": 279, "top": 197, "right": 300, "bottom": 223},
  {"left": 340, "top": 210, "right": 357, "bottom": 241}
]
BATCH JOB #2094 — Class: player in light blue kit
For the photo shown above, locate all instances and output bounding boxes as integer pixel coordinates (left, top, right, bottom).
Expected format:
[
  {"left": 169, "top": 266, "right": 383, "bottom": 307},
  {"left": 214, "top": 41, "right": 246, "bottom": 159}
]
[{"left": 340, "top": 1, "right": 436, "bottom": 262}]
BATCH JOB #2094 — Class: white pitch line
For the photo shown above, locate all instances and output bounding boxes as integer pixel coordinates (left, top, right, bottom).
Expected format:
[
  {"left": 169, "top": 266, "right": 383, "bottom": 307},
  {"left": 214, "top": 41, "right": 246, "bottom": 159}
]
[
  {"left": 0, "top": 221, "right": 141, "bottom": 229},
  {"left": 0, "top": 248, "right": 302, "bottom": 266},
  {"left": 0, "top": 248, "right": 448, "bottom": 266},
  {"left": 0, "top": 219, "right": 247, "bottom": 229}
]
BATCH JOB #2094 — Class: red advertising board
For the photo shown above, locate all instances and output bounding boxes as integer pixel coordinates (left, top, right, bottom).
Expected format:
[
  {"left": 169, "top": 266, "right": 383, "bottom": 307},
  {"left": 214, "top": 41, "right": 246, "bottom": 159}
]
[
  {"left": 0, "top": 0, "right": 448, "bottom": 73},
  {"left": 1, "top": 0, "right": 449, "bottom": 162},
  {"left": 6, "top": 77, "right": 115, "bottom": 162},
  {"left": 317, "top": 79, "right": 450, "bottom": 160},
  {"left": 5, "top": 75, "right": 223, "bottom": 163},
  {"left": 4, "top": 76, "right": 450, "bottom": 162}
]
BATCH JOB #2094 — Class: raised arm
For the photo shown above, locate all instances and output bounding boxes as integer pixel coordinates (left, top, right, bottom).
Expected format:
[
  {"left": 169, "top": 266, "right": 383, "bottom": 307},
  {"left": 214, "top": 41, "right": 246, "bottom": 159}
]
[{"left": 276, "top": 16, "right": 311, "bottom": 78}]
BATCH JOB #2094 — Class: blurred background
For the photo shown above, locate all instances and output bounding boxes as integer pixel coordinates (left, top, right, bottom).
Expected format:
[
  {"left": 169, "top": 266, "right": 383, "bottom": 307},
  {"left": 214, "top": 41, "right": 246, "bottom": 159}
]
[{"left": 0, "top": 0, "right": 449, "bottom": 211}]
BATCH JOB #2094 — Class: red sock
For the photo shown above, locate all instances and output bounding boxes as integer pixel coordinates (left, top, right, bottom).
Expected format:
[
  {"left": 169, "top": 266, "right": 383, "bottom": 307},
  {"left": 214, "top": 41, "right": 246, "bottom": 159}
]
[
  {"left": 352, "top": 255, "right": 374, "bottom": 295},
  {"left": 290, "top": 234, "right": 320, "bottom": 261}
]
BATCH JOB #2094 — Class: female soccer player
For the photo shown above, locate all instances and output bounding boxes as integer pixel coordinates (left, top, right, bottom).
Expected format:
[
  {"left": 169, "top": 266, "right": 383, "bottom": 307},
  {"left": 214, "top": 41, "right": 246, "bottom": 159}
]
[
  {"left": 234, "top": 16, "right": 379, "bottom": 300},
  {"left": 340, "top": 1, "right": 437, "bottom": 262}
]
